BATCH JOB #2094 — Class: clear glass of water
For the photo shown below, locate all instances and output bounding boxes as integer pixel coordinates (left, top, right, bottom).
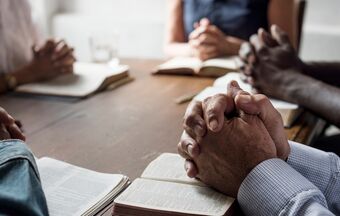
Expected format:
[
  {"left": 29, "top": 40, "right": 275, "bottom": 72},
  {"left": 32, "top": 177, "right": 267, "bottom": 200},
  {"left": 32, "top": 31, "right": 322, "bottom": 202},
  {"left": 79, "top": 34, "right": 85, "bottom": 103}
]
[{"left": 89, "top": 33, "right": 120, "bottom": 66}]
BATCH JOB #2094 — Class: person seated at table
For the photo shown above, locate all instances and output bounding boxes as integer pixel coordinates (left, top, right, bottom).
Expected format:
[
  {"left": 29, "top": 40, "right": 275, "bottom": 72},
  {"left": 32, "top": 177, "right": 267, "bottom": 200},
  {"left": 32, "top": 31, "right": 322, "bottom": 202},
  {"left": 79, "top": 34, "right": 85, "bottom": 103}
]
[
  {"left": 0, "top": 106, "right": 48, "bottom": 215},
  {"left": 0, "top": 0, "right": 75, "bottom": 93},
  {"left": 239, "top": 25, "right": 340, "bottom": 154},
  {"left": 164, "top": 0, "right": 296, "bottom": 60},
  {"left": 178, "top": 82, "right": 340, "bottom": 215}
]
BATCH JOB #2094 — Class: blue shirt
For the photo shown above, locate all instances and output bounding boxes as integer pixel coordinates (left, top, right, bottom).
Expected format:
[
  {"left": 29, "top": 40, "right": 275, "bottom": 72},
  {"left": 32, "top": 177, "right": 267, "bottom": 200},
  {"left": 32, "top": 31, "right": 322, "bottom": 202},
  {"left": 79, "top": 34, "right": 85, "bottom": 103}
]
[
  {"left": 238, "top": 141, "right": 340, "bottom": 215},
  {"left": 0, "top": 140, "right": 49, "bottom": 216},
  {"left": 183, "top": 0, "right": 269, "bottom": 40}
]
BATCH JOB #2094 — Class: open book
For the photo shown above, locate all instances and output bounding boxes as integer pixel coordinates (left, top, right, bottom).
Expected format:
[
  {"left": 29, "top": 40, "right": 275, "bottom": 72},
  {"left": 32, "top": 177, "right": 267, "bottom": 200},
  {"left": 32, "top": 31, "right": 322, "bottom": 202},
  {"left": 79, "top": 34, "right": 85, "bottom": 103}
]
[
  {"left": 194, "top": 72, "right": 303, "bottom": 128},
  {"left": 37, "top": 157, "right": 130, "bottom": 216},
  {"left": 113, "top": 153, "right": 235, "bottom": 216},
  {"left": 15, "top": 62, "right": 131, "bottom": 98},
  {"left": 154, "top": 57, "right": 239, "bottom": 77}
]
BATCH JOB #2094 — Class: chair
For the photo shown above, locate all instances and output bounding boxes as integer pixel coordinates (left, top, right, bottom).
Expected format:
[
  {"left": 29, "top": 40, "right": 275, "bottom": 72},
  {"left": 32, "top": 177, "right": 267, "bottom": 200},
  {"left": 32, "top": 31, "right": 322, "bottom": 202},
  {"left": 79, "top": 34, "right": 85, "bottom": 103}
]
[{"left": 295, "top": 0, "right": 307, "bottom": 52}]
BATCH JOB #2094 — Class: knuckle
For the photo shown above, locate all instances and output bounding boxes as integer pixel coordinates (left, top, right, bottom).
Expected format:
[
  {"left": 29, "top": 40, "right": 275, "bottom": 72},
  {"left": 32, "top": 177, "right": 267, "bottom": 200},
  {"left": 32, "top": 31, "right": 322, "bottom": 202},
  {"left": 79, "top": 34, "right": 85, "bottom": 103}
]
[
  {"left": 183, "top": 113, "right": 196, "bottom": 128},
  {"left": 202, "top": 96, "right": 212, "bottom": 107},
  {"left": 177, "top": 141, "right": 184, "bottom": 153},
  {"left": 257, "top": 46, "right": 269, "bottom": 56}
]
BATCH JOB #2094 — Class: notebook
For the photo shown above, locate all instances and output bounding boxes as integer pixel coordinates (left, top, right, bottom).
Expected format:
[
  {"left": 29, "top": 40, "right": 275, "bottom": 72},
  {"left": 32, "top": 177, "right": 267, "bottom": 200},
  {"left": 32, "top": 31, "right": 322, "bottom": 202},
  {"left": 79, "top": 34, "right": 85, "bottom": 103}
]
[
  {"left": 15, "top": 62, "right": 131, "bottom": 98},
  {"left": 37, "top": 157, "right": 130, "bottom": 216},
  {"left": 154, "top": 56, "right": 239, "bottom": 77},
  {"left": 194, "top": 72, "right": 303, "bottom": 128},
  {"left": 113, "top": 153, "right": 235, "bottom": 216}
]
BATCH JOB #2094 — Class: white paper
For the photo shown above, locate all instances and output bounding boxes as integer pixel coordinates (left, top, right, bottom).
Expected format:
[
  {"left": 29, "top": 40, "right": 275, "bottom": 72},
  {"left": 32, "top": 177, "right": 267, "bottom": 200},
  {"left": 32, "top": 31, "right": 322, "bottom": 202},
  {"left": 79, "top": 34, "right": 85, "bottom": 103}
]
[
  {"left": 157, "top": 57, "right": 202, "bottom": 71},
  {"left": 213, "top": 72, "right": 252, "bottom": 92},
  {"left": 37, "top": 157, "right": 125, "bottom": 216},
  {"left": 115, "top": 178, "right": 234, "bottom": 216},
  {"left": 202, "top": 57, "right": 238, "bottom": 70},
  {"left": 141, "top": 153, "right": 203, "bottom": 186}
]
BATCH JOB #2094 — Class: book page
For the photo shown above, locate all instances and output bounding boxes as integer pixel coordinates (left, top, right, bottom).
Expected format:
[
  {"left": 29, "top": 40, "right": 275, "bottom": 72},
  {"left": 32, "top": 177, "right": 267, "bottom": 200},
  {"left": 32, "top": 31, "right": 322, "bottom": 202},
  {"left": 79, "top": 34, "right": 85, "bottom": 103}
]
[
  {"left": 193, "top": 86, "right": 227, "bottom": 102},
  {"left": 157, "top": 57, "right": 202, "bottom": 72},
  {"left": 141, "top": 153, "right": 203, "bottom": 186},
  {"left": 213, "top": 72, "right": 252, "bottom": 92},
  {"left": 37, "top": 157, "right": 125, "bottom": 216},
  {"left": 15, "top": 62, "right": 129, "bottom": 97},
  {"left": 202, "top": 57, "right": 238, "bottom": 70},
  {"left": 115, "top": 178, "right": 234, "bottom": 216}
]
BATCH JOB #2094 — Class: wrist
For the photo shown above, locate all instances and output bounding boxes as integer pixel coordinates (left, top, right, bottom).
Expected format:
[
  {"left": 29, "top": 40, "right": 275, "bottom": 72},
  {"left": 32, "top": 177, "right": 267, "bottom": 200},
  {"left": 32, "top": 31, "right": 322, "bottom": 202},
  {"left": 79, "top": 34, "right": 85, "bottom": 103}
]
[
  {"left": 221, "top": 37, "right": 242, "bottom": 56},
  {"left": 298, "top": 60, "right": 310, "bottom": 74},
  {"left": 0, "top": 73, "right": 9, "bottom": 93},
  {"left": 11, "top": 63, "right": 36, "bottom": 85}
]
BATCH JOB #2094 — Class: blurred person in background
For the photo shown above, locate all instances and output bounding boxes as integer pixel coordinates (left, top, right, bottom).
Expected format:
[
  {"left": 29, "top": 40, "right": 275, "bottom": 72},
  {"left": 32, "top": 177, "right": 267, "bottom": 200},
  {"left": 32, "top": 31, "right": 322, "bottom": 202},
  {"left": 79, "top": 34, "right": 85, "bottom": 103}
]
[
  {"left": 0, "top": 0, "right": 76, "bottom": 93},
  {"left": 165, "top": 0, "right": 297, "bottom": 60}
]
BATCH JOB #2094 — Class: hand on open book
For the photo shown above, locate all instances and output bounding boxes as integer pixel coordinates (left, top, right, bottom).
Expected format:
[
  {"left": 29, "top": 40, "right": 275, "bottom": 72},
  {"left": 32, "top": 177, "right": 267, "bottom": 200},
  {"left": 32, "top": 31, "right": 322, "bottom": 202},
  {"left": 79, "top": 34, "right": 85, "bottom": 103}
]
[
  {"left": 188, "top": 18, "right": 239, "bottom": 60},
  {"left": 0, "top": 107, "right": 25, "bottom": 141},
  {"left": 238, "top": 25, "right": 306, "bottom": 101},
  {"left": 178, "top": 81, "right": 290, "bottom": 180}
]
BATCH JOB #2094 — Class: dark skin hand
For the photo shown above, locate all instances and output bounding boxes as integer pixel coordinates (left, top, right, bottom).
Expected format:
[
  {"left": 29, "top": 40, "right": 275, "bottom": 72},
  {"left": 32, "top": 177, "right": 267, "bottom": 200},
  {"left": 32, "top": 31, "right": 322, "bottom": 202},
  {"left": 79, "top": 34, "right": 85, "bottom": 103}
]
[
  {"left": 179, "top": 81, "right": 278, "bottom": 197},
  {"left": 179, "top": 81, "right": 290, "bottom": 183},
  {"left": 0, "top": 107, "right": 25, "bottom": 141},
  {"left": 239, "top": 25, "right": 340, "bottom": 128},
  {"left": 11, "top": 39, "right": 76, "bottom": 85}
]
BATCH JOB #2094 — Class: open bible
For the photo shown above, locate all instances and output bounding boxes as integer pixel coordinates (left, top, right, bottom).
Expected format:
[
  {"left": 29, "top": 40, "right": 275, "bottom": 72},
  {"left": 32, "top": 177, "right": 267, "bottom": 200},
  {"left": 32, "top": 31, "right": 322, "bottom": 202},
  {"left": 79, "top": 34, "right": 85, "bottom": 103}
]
[
  {"left": 194, "top": 72, "right": 303, "bottom": 128},
  {"left": 15, "top": 62, "right": 131, "bottom": 98},
  {"left": 154, "top": 57, "right": 239, "bottom": 77},
  {"left": 113, "top": 153, "right": 235, "bottom": 216},
  {"left": 37, "top": 157, "right": 130, "bottom": 216}
]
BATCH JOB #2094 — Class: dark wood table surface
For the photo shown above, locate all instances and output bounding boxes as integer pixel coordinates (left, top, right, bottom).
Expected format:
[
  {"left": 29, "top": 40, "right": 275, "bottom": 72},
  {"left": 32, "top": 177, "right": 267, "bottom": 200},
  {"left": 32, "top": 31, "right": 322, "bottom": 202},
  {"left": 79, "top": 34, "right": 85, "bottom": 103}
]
[{"left": 0, "top": 59, "right": 325, "bottom": 180}]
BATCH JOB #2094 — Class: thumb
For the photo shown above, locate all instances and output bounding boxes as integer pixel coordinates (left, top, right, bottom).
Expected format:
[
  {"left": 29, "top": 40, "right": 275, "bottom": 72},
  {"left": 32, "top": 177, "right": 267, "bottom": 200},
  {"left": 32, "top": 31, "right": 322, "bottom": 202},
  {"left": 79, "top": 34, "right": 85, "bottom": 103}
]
[
  {"left": 227, "top": 80, "right": 251, "bottom": 99},
  {"left": 235, "top": 94, "right": 289, "bottom": 159},
  {"left": 200, "top": 18, "right": 210, "bottom": 27},
  {"left": 258, "top": 28, "right": 278, "bottom": 47},
  {"left": 270, "top": 25, "right": 290, "bottom": 45}
]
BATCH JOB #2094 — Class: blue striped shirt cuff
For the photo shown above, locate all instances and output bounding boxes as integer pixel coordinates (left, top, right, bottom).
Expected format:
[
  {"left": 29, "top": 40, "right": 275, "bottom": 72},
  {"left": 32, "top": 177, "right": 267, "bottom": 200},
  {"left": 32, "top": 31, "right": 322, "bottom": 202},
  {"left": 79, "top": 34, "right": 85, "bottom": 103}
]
[
  {"left": 287, "top": 141, "right": 332, "bottom": 194},
  {"left": 237, "top": 159, "right": 325, "bottom": 216}
]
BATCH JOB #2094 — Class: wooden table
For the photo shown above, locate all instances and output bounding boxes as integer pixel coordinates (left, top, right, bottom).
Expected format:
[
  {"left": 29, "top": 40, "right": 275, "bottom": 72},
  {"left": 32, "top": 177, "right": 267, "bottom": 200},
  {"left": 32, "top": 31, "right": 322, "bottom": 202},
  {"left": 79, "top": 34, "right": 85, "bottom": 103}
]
[{"left": 0, "top": 59, "right": 325, "bottom": 180}]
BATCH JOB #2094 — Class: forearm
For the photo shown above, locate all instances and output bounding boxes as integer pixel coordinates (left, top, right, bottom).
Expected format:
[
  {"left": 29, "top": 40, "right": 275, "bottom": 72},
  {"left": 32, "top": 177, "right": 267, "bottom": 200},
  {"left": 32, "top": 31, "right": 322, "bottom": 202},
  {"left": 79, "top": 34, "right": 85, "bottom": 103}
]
[
  {"left": 0, "top": 66, "right": 33, "bottom": 93},
  {"left": 287, "top": 141, "right": 340, "bottom": 212},
  {"left": 282, "top": 72, "right": 340, "bottom": 127},
  {"left": 238, "top": 159, "right": 334, "bottom": 216},
  {"left": 222, "top": 36, "right": 243, "bottom": 56},
  {"left": 164, "top": 42, "right": 193, "bottom": 58},
  {"left": 0, "top": 75, "right": 8, "bottom": 93},
  {"left": 303, "top": 62, "right": 340, "bottom": 87},
  {"left": 10, "top": 63, "right": 36, "bottom": 85}
]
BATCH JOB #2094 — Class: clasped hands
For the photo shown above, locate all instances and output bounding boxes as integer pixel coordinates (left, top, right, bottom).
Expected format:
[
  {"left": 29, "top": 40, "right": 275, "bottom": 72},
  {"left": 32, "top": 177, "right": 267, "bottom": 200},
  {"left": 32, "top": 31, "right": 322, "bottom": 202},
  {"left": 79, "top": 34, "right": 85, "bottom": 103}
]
[
  {"left": 23, "top": 39, "right": 76, "bottom": 83},
  {"left": 0, "top": 107, "right": 25, "bottom": 141},
  {"left": 188, "top": 18, "right": 231, "bottom": 60},
  {"left": 178, "top": 81, "right": 290, "bottom": 197}
]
